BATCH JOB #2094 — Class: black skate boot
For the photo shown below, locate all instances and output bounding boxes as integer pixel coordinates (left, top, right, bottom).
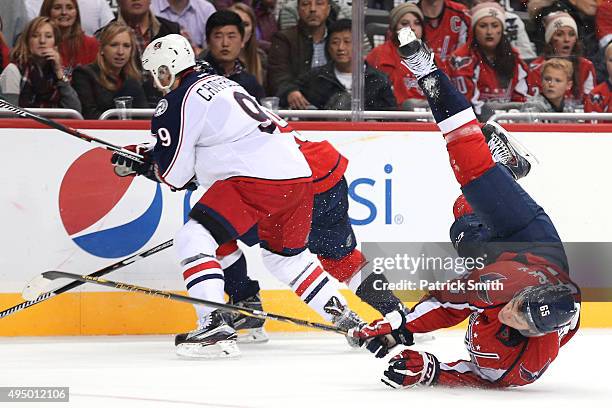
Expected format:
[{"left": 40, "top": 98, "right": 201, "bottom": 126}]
[
  {"left": 324, "top": 296, "right": 365, "bottom": 348},
  {"left": 230, "top": 294, "right": 269, "bottom": 344},
  {"left": 175, "top": 309, "right": 240, "bottom": 358},
  {"left": 482, "top": 121, "right": 532, "bottom": 180},
  {"left": 397, "top": 27, "right": 437, "bottom": 79}
]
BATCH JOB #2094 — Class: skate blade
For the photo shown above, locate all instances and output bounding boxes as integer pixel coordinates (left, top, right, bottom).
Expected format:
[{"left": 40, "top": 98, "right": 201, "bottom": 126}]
[
  {"left": 414, "top": 333, "right": 435, "bottom": 343},
  {"left": 175, "top": 340, "right": 241, "bottom": 359},
  {"left": 506, "top": 131, "right": 540, "bottom": 165},
  {"left": 237, "top": 328, "right": 269, "bottom": 344}
]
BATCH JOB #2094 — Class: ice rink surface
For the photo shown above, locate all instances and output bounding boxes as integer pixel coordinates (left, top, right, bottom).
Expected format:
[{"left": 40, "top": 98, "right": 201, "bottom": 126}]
[{"left": 1, "top": 329, "right": 610, "bottom": 408}]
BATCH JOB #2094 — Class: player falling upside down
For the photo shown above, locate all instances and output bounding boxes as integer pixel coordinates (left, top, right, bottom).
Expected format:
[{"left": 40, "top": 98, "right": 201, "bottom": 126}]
[
  {"left": 350, "top": 27, "right": 581, "bottom": 388},
  {"left": 111, "top": 34, "right": 363, "bottom": 358}
]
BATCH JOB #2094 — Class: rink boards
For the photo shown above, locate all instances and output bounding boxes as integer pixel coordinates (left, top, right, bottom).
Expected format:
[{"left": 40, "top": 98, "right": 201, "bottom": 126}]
[{"left": 1, "top": 120, "right": 611, "bottom": 335}]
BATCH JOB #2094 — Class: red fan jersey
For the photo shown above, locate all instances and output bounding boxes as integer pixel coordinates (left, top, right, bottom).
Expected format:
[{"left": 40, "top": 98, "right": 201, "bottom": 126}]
[
  {"left": 405, "top": 252, "right": 581, "bottom": 388},
  {"left": 527, "top": 56, "right": 596, "bottom": 107},
  {"left": 420, "top": 0, "right": 471, "bottom": 62},
  {"left": 366, "top": 40, "right": 426, "bottom": 106},
  {"left": 447, "top": 43, "right": 529, "bottom": 115},
  {"left": 584, "top": 81, "right": 612, "bottom": 113}
]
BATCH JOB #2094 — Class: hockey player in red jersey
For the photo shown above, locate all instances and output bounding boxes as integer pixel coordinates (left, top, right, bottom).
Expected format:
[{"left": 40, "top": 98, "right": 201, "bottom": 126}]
[
  {"left": 350, "top": 27, "right": 581, "bottom": 389},
  {"left": 111, "top": 34, "right": 362, "bottom": 358}
]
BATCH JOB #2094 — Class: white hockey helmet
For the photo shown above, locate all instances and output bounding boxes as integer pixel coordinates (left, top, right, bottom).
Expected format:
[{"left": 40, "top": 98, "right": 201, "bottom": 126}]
[{"left": 142, "top": 34, "right": 195, "bottom": 92}]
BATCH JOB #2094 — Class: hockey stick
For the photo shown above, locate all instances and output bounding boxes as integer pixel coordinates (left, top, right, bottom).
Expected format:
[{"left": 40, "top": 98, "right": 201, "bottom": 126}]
[
  {"left": 0, "top": 240, "right": 173, "bottom": 320},
  {"left": 22, "top": 271, "right": 348, "bottom": 335},
  {"left": 0, "top": 99, "right": 144, "bottom": 163}
]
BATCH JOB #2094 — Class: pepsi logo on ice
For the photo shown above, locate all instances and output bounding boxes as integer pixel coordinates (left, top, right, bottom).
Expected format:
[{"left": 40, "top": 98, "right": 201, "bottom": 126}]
[
  {"left": 348, "top": 164, "right": 402, "bottom": 226},
  {"left": 58, "top": 148, "right": 163, "bottom": 258}
]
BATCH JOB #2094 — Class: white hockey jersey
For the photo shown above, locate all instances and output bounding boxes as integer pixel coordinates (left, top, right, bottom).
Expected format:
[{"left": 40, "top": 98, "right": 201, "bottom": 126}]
[{"left": 150, "top": 71, "right": 311, "bottom": 190}]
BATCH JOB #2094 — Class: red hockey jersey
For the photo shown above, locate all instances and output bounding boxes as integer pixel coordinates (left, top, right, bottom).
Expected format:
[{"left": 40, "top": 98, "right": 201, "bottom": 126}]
[
  {"left": 527, "top": 56, "right": 596, "bottom": 108},
  {"left": 596, "top": 0, "right": 612, "bottom": 49},
  {"left": 420, "top": 0, "right": 471, "bottom": 62},
  {"left": 584, "top": 81, "right": 612, "bottom": 113},
  {"left": 405, "top": 252, "right": 580, "bottom": 388},
  {"left": 447, "top": 44, "right": 529, "bottom": 115}
]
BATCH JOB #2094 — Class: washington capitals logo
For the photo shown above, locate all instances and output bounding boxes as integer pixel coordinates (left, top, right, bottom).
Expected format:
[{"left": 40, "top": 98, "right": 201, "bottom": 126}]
[
  {"left": 519, "top": 359, "right": 551, "bottom": 383},
  {"left": 477, "top": 273, "right": 507, "bottom": 304},
  {"left": 488, "top": 9, "right": 499, "bottom": 18},
  {"left": 451, "top": 56, "right": 472, "bottom": 69}
]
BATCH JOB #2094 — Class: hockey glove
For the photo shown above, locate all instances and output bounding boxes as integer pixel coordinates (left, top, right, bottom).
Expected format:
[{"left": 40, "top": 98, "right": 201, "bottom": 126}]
[
  {"left": 349, "top": 307, "right": 414, "bottom": 358},
  {"left": 111, "top": 143, "right": 155, "bottom": 178},
  {"left": 382, "top": 349, "right": 440, "bottom": 389}
]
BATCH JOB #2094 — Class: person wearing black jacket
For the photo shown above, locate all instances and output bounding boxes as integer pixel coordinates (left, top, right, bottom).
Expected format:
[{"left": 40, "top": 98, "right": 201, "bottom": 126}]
[
  {"left": 73, "top": 22, "right": 147, "bottom": 119},
  {"left": 297, "top": 19, "right": 396, "bottom": 110}
]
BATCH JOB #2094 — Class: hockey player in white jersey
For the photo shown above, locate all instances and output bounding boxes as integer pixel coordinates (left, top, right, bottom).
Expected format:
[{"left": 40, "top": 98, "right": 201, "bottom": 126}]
[{"left": 111, "top": 34, "right": 362, "bottom": 358}]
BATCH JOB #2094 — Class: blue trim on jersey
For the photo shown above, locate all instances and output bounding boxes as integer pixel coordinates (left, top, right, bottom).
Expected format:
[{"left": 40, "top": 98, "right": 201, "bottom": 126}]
[
  {"left": 304, "top": 277, "right": 330, "bottom": 304},
  {"left": 186, "top": 273, "right": 225, "bottom": 290},
  {"left": 191, "top": 202, "right": 239, "bottom": 239}
]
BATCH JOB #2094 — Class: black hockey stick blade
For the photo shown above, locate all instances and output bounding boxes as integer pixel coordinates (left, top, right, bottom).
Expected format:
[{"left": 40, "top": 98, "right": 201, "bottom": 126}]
[
  {"left": 0, "top": 99, "right": 144, "bottom": 163},
  {"left": 32, "top": 271, "right": 347, "bottom": 335},
  {"left": 3, "top": 240, "right": 173, "bottom": 319}
]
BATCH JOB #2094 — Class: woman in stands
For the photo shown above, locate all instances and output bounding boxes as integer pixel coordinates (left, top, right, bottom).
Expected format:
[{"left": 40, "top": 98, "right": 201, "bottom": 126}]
[
  {"left": 526, "top": 11, "right": 596, "bottom": 110},
  {"left": 365, "top": 2, "right": 429, "bottom": 109},
  {"left": 72, "top": 22, "right": 147, "bottom": 119},
  {"left": 0, "top": 16, "right": 10, "bottom": 73},
  {"left": 229, "top": 2, "right": 267, "bottom": 89},
  {"left": 446, "top": 1, "right": 528, "bottom": 119},
  {"left": 39, "top": 0, "right": 99, "bottom": 78},
  {"left": 0, "top": 16, "right": 81, "bottom": 111}
]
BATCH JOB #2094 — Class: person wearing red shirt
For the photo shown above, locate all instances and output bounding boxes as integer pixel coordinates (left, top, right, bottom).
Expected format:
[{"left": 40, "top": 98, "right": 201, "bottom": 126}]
[
  {"left": 366, "top": 2, "right": 430, "bottom": 109},
  {"left": 585, "top": 42, "right": 612, "bottom": 114},
  {"left": 447, "top": 2, "right": 528, "bottom": 118},
  {"left": 527, "top": 11, "right": 595, "bottom": 109},
  {"left": 351, "top": 26, "right": 580, "bottom": 389},
  {"left": 419, "top": 0, "right": 471, "bottom": 63},
  {"left": 39, "top": 0, "right": 99, "bottom": 78}
]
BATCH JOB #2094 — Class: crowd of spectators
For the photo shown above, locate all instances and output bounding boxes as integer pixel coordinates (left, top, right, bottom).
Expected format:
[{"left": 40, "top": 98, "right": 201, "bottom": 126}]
[{"left": 0, "top": 0, "right": 611, "bottom": 119}]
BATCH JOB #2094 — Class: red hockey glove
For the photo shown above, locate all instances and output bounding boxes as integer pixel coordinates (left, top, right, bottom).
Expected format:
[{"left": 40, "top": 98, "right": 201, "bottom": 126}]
[
  {"left": 348, "top": 307, "right": 414, "bottom": 358},
  {"left": 382, "top": 349, "right": 440, "bottom": 389}
]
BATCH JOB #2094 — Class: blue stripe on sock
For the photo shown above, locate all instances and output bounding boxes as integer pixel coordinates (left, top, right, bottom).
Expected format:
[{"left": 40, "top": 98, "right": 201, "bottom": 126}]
[
  {"left": 186, "top": 273, "right": 225, "bottom": 290},
  {"left": 304, "top": 277, "right": 329, "bottom": 304},
  {"left": 419, "top": 70, "right": 472, "bottom": 124}
]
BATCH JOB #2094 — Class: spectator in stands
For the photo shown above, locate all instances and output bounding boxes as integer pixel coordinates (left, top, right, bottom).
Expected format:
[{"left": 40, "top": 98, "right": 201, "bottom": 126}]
[
  {"left": 1, "top": 17, "right": 10, "bottom": 73},
  {"left": 201, "top": 10, "right": 266, "bottom": 100},
  {"left": 596, "top": 0, "right": 612, "bottom": 51},
  {"left": 296, "top": 19, "right": 396, "bottom": 110},
  {"left": 27, "top": 0, "right": 115, "bottom": 36},
  {"left": 585, "top": 42, "right": 612, "bottom": 114},
  {"left": 522, "top": 58, "right": 574, "bottom": 113},
  {"left": 473, "top": 0, "right": 536, "bottom": 60},
  {"left": 72, "top": 22, "right": 147, "bottom": 119},
  {"left": 39, "top": 0, "right": 100, "bottom": 78},
  {"left": 526, "top": 12, "right": 595, "bottom": 109},
  {"left": 278, "top": 0, "right": 351, "bottom": 30},
  {"left": 366, "top": 2, "right": 429, "bottom": 109},
  {"left": 213, "top": 1, "right": 279, "bottom": 51},
  {"left": 418, "top": 0, "right": 471, "bottom": 63},
  {"left": 151, "top": 0, "right": 216, "bottom": 54},
  {"left": 99, "top": 0, "right": 181, "bottom": 55},
  {"left": 528, "top": 0, "right": 598, "bottom": 62},
  {"left": 267, "top": 0, "right": 331, "bottom": 108},
  {"left": 446, "top": 2, "right": 528, "bottom": 118},
  {"left": 229, "top": 2, "right": 267, "bottom": 88},
  {"left": 0, "top": 17, "right": 81, "bottom": 111},
  {"left": 0, "top": 0, "right": 29, "bottom": 47}
]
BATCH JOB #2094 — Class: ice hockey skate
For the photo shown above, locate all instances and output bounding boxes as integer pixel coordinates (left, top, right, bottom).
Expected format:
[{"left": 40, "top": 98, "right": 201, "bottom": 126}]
[
  {"left": 482, "top": 121, "right": 532, "bottom": 180},
  {"left": 175, "top": 309, "right": 241, "bottom": 358},
  {"left": 230, "top": 294, "right": 270, "bottom": 344},
  {"left": 324, "top": 296, "right": 365, "bottom": 348},
  {"left": 397, "top": 27, "right": 437, "bottom": 79}
]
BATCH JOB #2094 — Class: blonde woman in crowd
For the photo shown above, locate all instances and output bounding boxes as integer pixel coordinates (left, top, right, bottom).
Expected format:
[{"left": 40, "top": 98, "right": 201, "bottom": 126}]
[
  {"left": 0, "top": 16, "right": 81, "bottom": 111},
  {"left": 72, "top": 22, "right": 147, "bottom": 119},
  {"left": 229, "top": 2, "right": 267, "bottom": 87}
]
